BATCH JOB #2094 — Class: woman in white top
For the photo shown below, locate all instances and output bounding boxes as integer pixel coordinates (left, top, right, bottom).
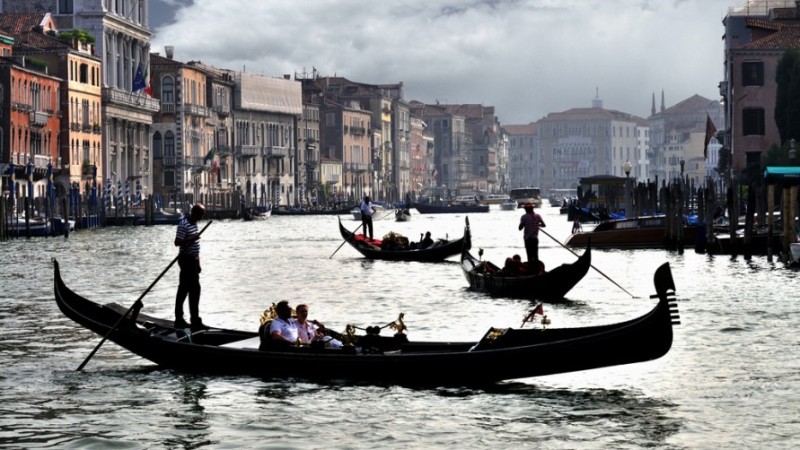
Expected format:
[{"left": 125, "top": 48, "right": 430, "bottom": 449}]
[{"left": 296, "top": 303, "right": 342, "bottom": 348}]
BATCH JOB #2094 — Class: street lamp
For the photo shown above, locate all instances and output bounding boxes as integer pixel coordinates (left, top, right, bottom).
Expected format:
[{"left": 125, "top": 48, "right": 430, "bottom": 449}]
[
  {"left": 789, "top": 138, "right": 797, "bottom": 163},
  {"left": 623, "top": 160, "right": 632, "bottom": 178}
]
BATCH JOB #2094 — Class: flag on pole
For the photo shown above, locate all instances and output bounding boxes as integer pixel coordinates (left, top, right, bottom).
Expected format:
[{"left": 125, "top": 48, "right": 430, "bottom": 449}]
[
  {"left": 704, "top": 113, "right": 717, "bottom": 160},
  {"left": 521, "top": 303, "right": 544, "bottom": 327},
  {"left": 203, "top": 148, "right": 216, "bottom": 163},
  {"left": 143, "top": 63, "right": 152, "bottom": 97},
  {"left": 133, "top": 63, "right": 146, "bottom": 93}
]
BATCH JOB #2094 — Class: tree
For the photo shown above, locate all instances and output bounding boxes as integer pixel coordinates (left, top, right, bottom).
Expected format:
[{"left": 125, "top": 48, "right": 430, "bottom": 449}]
[{"left": 775, "top": 48, "right": 800, "bottom": 145}]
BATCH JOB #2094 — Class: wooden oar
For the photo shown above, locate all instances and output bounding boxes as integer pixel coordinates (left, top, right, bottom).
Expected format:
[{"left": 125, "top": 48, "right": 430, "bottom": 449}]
[
  {"left": 77, "top": 220, "right": 213, "bottom": 371},
  {"left": 539, "top": 227, "right": 636, "bottom": 298},
  {"left": 329, "top": 209, "right": 394, "bottom": 259}
]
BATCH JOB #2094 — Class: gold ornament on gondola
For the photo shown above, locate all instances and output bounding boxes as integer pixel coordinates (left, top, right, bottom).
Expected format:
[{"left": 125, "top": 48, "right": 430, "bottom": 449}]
[{"left": 389, "top": 312, "right": 407, "bottom": 335}]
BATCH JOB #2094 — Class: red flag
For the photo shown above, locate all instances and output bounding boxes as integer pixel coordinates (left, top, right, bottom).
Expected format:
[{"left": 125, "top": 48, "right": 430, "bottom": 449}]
[
  {"left": 521, "top": 303, "right": 544, "bottom": 327},
  {"left": 704, "top": 113, "right": 717, "bottom": 159}
]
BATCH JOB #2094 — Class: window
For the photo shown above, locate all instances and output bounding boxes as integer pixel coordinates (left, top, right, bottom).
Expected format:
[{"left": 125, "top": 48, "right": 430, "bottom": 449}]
[
  {"left": 79, "top": 63, "right": 88, "bottom": 83},
  {"left": 742, "top": 108, "right": 765, "bottom": 136},
  {"left": 164, "top": 170, "right": 175, "bottom": 187},
  {"left": 152, "top": 132, "right": 162, "bottom": 158},
  {"left": 164, "top": 131, "right": 175, "bottom": 157},
  {"left": 59, "top": 0, "right": 73, "bottom": 13},
  {"left": 742, "top": 61, "right": 764, "bottom": 86},
  {"left": 161, "top": 76, "right": 174, "bottom": 104}
]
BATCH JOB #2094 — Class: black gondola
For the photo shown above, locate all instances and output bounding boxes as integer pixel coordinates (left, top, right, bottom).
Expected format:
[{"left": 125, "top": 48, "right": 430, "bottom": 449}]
[
  {"left": 337, "top": 217, "right": 469, "bottom": 262},
  {"left": 461, "top": 218, "right": 591, "bottom": 300},
  {"left": 53, "top": 259, "right": 679, "bottom": 385}
]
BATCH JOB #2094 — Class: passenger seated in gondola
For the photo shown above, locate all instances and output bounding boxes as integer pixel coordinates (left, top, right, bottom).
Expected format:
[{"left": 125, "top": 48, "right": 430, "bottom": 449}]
[
  {"left": 296, "top": 303, "right": 342, "bottom": 349},
  {"left": 419, "top": 231, "right": 434, "bottom": 249},
  {"left": 268, "top": 300, "right": 299, "bottom": 346}
]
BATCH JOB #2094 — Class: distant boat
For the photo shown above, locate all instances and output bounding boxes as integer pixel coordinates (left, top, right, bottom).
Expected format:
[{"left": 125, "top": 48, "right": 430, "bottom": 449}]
[
  {"left": 565, "top": 215, "right": 699, "bottom": 249},
  {"left": 413, "top": 202, "right": 489, "bottom": 214},
  {"left": 499, "top": 199, "right": 518, "bottom": 211}
]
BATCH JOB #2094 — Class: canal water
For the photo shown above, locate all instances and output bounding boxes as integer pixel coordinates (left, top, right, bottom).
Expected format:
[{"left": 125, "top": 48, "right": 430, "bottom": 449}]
[{"left": 0, "top": 205, "right": 797, "bottom": 449}]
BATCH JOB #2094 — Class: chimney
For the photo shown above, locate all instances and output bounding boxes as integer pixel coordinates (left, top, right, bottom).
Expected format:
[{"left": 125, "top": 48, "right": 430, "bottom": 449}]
[{"left": 165, "top": 46, "right": 174, "bottom": 60}]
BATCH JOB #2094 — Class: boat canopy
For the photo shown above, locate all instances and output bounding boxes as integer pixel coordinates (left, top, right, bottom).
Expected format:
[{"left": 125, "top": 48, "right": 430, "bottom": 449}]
[{"left": 764, "top": 166, "right": 800, "bottom": 185}]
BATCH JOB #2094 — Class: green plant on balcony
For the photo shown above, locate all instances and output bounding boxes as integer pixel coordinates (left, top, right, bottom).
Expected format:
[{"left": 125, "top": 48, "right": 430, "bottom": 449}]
[{"left": 58, "top": 29, "right": 96, "bottom": 45}]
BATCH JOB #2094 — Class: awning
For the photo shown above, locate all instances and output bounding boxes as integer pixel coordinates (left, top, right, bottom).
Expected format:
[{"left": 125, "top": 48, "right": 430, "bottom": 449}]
[{"left": 764, "top": 166, "right": 800, "bottom": 185}]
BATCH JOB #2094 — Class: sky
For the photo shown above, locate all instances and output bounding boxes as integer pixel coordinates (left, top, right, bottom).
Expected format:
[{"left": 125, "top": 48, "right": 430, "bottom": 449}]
[{"left": 149, "top": 0, "right": 737, "bottom": 126}]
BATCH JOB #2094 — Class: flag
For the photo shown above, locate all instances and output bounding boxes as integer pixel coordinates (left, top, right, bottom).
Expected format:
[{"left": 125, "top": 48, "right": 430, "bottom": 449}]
[
  {"left": 133, "top": 63, "right": 146, "bottom": 93},
  {"left": 704, "top": 113, "right": 717, "bottom": 159},
  {"left": 143, "top": 63, "right": 152, "bottom": 97},
  {"left": 521, "top": 303, "right": 544, "bottom": 327},
  {"left": 203, "top": 148, "right": 216, "bottom": 163}
]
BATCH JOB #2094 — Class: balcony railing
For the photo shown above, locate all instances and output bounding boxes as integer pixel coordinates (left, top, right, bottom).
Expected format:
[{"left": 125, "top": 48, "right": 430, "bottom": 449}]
[
  {"left": 236, "top": 144, "right": 260, "bottom": 156},
  {"left": 102, "top": 87, "right": 161, "bottom": 112},
  {"left": 161, "top": 102, "right": 176, "bottom": 113},
  {"left": 324, "top": 174, "right": 340, "bottom": 184},
  {"left": 29, "top": 111, "right": 49, "bottom": 127},
  {"left": 216, "top": 145, "right": 231, "bottom": 156},
  {"left": 213, "top": 104, "right": 231, "bottom": 116},
  {"left": 265, "top": 146, "right": 288, "bottom": 158},
  {"left": 182, "top": 103, "right": 211, "bottom": 117},
  {"left": 34, "top": 154, "right": 50, "bottom": 169},
  {"left": 163, "top": 157, "right": 177, "bottom": 166}
]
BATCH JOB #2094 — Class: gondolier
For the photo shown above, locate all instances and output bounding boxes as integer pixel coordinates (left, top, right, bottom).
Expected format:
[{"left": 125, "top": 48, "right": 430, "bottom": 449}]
[
  {"left": 360, "top": 195, "right": 375, "bottom": 240},
  {"left": 519, "top": 202, "right": 546, "bottom": 270},
  {"left": 174, "top": 203, "right": 206, "bottom": 330}
]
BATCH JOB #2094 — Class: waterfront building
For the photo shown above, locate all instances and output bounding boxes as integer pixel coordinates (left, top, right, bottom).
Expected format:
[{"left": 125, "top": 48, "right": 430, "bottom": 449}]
[
  {"left": 296, "top": 100, "right": 320, "bottom": 206},
  {"left": 409, "top": 101, "right": 468, "bottom": 198},
  {"left": 1, "top": 0, "right": 162, "bottom": 202},
  {"left": 647, "top": 92, "right": 723, "bottom": 185},
  {"left": 232, "top": 72, "right": 301, "bottom": 207},
  {"left": 149, "top": 50, "right": 215, "bottom": 209},
  {"left": 720, "top": 1, "right": 800, "bottom": 174},
  {"left": 318, "top": 99, "right": 371, "bottom": 203},
  {"left": 0, "top": 36, "right": 62, "bottom": 205},
  {"left": 536, "top": 93, "right": 647, "bottom": 192},
  {"left": 1, "top": 12, "right": 103, "bottom": 197},
  {"left": 504, "top": 122, "right": 539, "bottom": 190},
  {"left": 300, "top": 76, "right": 407, "bottom": 203}
]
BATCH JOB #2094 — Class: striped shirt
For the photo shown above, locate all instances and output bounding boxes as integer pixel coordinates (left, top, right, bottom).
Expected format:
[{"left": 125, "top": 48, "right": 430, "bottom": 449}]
[
  {"left": 520, "top": 212, "right": 543, "bottom": 240},
  {"left": 176, "top": 217, "right": 200, "bottom": 257}
]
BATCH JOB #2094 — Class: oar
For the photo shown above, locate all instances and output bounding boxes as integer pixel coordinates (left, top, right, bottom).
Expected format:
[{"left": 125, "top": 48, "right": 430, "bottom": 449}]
[
  {"left": 77, "top": 220, "right": 213, "bottom": 371},
  {"left": 329, "top": 209, "right": 394, "bottom": 259},
  {"left": 539, "top": 227, "right": 637, "bottom": 298}
]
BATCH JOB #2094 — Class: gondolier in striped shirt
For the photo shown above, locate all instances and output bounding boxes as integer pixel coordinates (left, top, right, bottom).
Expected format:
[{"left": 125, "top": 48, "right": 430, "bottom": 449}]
[
  {"left": 519, "top": 202, "right": 546, "bottom": 271},
  {"left": 174, "top": 203, "right": 206, "bottom": 330}
]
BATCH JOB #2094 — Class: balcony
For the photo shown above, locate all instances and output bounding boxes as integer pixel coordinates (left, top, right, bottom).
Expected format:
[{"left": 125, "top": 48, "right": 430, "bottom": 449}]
[
  {"left": 236, "top": 144, "right": 260, "bottom": 157},
  {"left": 29, "top": 111, "right": 49, "bottom": 127},
  {"left": 34, "top": 154, "right": 50, "bottom": 169},
  {"left": 163, "top": 157, "right": 177, "bottom": 166},
  {"left": 265, "top": 146, "right": 288, "bottom": 158},
  {"left": 161, "top": 102, "right": 176, "bottom": 113},
  {"left": 102, "top": 87, "right": 161, "bottom": 113},
  {"left": 324, "top": 174, "right": 340, "bottom": 184},
  {"left": 186, "top": 156, "right": 205, "bottom": 167},
  {"left": 182, "top": 103, "right": 211, "bottom": 117},
  {"left": 216, "top": 145, "right": 231, "bottom": 156},
  {"left": 213, "top": 104, "right": 231, "bottom": 116}
]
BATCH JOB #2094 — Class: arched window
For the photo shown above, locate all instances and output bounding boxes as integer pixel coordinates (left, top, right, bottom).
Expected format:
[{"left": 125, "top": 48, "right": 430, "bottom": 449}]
[
  {"left": 153, "top": 131, "right": 162, "bottom": 158},
  {"left": 161, "top": 75, "right": 174, "bottom": 104}
]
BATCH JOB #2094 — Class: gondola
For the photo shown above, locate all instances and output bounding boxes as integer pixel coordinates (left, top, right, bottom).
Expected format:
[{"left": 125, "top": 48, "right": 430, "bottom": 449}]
[
  {"left": 337, "top": 217, "right": 468, "bottom": 262},
  {"left": 52, "top": 259, "right": 679, "bottom": 385},
  {"left": 395, "top": 208, "right": 412, "bottom": 222},
  {"left": 461, "top": 219, "right": 591, "bottom": 300}
]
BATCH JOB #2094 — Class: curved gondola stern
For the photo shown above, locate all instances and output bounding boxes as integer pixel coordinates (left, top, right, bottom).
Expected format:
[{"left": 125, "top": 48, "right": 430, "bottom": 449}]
[{"left": 653, "top": 262, "right": 680, "bottom": 326}]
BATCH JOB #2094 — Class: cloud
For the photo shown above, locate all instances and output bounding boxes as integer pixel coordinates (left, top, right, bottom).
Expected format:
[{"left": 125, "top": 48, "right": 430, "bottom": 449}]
[{"left": 151, "top": 0, "right": 729, "bottom": 124}]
